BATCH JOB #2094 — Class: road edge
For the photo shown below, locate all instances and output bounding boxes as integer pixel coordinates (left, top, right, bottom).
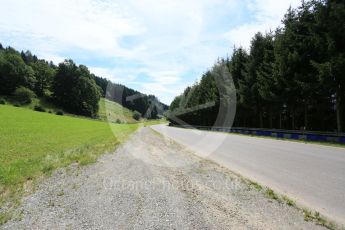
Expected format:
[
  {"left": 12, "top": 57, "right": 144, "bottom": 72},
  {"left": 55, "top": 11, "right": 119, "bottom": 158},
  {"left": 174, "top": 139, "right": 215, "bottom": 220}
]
[{"left": 151, "top": 126, "right": 344, "bottom": 230}]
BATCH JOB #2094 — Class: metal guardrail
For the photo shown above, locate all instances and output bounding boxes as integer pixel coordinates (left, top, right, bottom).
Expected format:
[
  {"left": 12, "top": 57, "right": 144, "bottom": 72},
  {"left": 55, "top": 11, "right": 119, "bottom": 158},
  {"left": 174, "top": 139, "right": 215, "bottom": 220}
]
[{"left": 169, "top": 124, "right": 345, "bottom": 144}]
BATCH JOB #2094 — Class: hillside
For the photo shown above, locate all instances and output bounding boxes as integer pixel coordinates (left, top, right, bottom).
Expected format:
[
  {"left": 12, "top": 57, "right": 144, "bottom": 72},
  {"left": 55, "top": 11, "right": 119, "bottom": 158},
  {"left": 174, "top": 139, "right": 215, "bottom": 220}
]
[
  {"left": 0, "top": 44, "right": 167, "bottom": 119},
  {"left": 98, "top": 98, "right": 137, "bottom": 124},
  {"left": 0, "top": 96, "right": 141, "bottom": 123}
]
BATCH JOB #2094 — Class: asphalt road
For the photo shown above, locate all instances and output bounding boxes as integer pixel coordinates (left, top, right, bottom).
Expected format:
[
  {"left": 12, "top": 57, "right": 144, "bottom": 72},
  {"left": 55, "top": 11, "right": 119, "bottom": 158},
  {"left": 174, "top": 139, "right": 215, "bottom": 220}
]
[{"left": 152, "top": 125, "right": 345, "bottom": 226}]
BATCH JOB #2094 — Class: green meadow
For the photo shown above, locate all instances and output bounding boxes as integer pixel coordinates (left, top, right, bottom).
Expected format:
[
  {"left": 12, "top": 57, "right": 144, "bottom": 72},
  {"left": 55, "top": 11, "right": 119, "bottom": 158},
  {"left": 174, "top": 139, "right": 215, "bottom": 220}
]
[{"left": 0, "top": 105, "right": 138, "bottom": 210}]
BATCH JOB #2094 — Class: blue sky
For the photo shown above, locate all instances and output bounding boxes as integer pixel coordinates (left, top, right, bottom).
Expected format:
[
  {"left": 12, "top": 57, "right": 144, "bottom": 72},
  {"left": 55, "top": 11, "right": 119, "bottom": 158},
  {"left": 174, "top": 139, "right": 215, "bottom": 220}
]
[{"left": 0, "top": 0, "right": 301, "bottom": 104}]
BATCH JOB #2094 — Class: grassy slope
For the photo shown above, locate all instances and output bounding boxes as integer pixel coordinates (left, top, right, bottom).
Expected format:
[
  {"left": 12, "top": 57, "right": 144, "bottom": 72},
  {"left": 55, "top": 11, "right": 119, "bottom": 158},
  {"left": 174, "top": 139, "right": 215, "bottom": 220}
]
[
  {"left": 0, "top": 96, "right": 138, "bottom": 124},
  {"left": 0, "top": 95, "right": 63, "bottom": 114},
  {"left": 0, "top": 105, "right": 138, "bottom": 213},
  {"left": 98, "top": 98, "right": 137, "bottom": 124}
]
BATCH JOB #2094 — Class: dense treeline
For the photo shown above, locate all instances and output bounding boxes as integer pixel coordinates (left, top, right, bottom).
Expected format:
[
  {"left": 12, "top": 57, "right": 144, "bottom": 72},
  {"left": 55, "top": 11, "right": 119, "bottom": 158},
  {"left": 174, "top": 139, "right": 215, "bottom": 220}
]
[
  {"left": 168, "top": 0, "right": 345, "bottom": 132},
  {"left": 0, "top": 45, "right": 167, "bottom": 119},
  {"left": 168, "top": 62, "right": 236, "bottom": 127}
]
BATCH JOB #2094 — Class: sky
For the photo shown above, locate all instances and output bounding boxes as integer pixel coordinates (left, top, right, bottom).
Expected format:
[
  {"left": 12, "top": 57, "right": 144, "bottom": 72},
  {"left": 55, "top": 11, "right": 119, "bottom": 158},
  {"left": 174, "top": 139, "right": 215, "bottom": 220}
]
[{"left": 0, "top": 0, "right": 301, "bottom": 104}]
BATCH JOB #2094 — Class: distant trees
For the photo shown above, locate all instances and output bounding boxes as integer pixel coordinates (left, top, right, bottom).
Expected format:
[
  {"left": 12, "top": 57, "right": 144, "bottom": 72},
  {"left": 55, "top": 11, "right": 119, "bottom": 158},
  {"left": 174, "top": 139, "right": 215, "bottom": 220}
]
[
  {"left": 168, "top": 0, "right": 345, "bottom": 132},
  {"left": 92, "top": 74, "right": 108, "bottom": 97},
  {"left": 168, "top": 61, "right": 233, "bottom": 126},
  {"left": 147, "top": 103, "right": 159, "bottom": 119},
  {"left": 104, "top": 81, "right": 167, "bottom": 119},
  {"left": 21, "top": 51, "right": 38, "bottom": 65}
]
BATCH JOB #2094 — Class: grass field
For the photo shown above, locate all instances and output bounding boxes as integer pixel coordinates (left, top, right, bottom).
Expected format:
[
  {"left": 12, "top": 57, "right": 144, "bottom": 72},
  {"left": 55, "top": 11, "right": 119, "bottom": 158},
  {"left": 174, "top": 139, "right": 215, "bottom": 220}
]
[{"left": 0, "top": 105, "right": 139, "bottom": 222}]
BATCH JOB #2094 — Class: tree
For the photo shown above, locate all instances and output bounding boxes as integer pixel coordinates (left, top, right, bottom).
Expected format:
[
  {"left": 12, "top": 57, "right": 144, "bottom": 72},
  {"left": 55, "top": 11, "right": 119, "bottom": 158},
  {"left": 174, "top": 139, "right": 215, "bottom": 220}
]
[
  {"left": 0, "top": 51, "right": 35, "bottom": 94},
  {"left": 256, "top": 32, "right": 278, "bottom": 128},
  {"left": 52, "top": 60, "right": 101, "bottom": 117},
  {"left": 230, "top": 47, "right": 249, "bottom": 127},
  {"left": 31, "top": 60, "right": 55, "bottom": 96},
  {"left": 70, "top": 76, "right": 101, "bottom": 117},
  {"left": 274, "top": 7, "right": 307, "bottom": 129},
  {"left": 52, "top": 60, "right": 79, "bottom": 107},
  {"left": 241, "top": 32, "right": 270, "bottom": 128},
  {"left": 312, "top": 0, "right": 345, "bottom": 132}
]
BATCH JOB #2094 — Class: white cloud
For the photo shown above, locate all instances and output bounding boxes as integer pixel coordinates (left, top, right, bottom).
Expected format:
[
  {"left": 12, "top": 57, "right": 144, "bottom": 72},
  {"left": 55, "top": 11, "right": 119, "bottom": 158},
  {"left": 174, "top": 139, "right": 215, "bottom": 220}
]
[
  {"left": 225, "top": 23, "right": 271, "bottom": 49},
  {"left": 225, "top": 0, "right": 301, "bottom": 49},
  {"left": 89, "top": 66, "right": 186, "bottom": 98},
  {"left": 0, "top": 0, "right": 144, "bottom": 58},
  {"left": 89, "top": 67, "right": 133, "bottom": 83},
  {"left": 0, "top": 0, "right": 301, "bottom": 104}
]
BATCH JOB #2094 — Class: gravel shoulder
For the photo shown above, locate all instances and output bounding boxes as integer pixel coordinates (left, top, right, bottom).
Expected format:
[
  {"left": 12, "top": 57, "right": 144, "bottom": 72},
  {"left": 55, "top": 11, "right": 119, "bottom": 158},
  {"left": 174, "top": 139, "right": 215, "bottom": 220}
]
[{"left": 2, "top": 127, "right": 326, "bottom": 229}]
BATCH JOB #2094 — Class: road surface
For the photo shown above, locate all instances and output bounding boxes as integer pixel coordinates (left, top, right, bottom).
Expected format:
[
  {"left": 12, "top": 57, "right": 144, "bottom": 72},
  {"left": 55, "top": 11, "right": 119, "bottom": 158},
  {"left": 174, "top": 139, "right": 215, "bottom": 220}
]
[
  {"left": 152, "top": 125, "right": 345, "bottom": 226},
  {"left": 2, "top": 128, "right": 323, "bottom": 229}
]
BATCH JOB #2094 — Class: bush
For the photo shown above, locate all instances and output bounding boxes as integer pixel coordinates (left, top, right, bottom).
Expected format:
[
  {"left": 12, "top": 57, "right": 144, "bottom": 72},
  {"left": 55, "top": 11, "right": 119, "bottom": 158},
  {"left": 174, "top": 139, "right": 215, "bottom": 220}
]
[
  {"left": 34, "top": 105, "right": 46, "bottom": 112},
  {"left": 0, "top": 98, "right": 5, "bottom": 104},
  {"left": 56, "top": 111, "right": 64, "bottom": 116},
  {"left": 133, "top": 111, "right": 141, "bottom": 121},
  {"left": 14, "top": 87, "right": 36, "bottom": 104},
  {"left": 116, "top": 119, "right": 122, "bottom": 124}
]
